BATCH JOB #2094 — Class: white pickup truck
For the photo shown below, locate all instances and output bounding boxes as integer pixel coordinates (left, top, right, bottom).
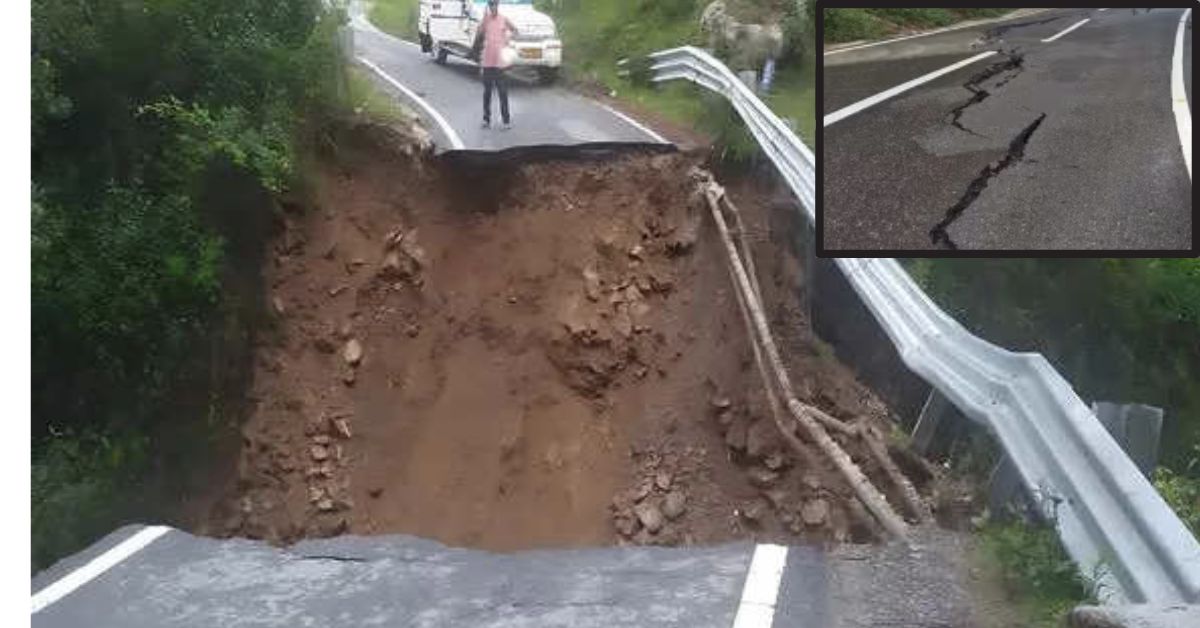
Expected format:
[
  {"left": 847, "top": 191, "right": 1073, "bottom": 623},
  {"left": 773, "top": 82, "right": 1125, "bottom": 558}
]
[{"left": 417, "top": 0, "right": 563, "bottom": 84}]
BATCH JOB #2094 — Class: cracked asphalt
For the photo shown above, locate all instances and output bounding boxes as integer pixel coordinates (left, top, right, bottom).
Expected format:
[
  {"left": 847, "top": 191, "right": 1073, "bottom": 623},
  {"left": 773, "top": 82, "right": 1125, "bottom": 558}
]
[{"left": 822, "top": 8, "right": 1193, "bottom": 251}]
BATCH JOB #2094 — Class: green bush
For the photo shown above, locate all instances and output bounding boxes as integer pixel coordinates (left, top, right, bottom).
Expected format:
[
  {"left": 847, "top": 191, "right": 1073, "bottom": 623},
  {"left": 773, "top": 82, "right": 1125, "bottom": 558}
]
[
  {"left": 907, "top": 259, "right": 1200, "bottom": 472},
  {"left": 979, "top": 520, "right": 1096, "bottom": 626},
  {"left": 370, "top": 0, "right": 420, "bottom": 41},
  {"left": 1154, "top": 445, "right": 1200, "bottom": 536},
  {"left": 869, "top": 9, "right": 956, "bottom": 28},
  {"left": 32, "top": 0, "right": 348, "bottom": 571},
  {"left": 823, "top": 9, "right": 883, "bottom": 43}
]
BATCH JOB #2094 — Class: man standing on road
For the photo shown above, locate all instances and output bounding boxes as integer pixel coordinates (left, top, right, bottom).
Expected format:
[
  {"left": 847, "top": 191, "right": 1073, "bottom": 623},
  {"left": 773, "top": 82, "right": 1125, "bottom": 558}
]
[{"left": 480, "top": 0, "right": 518, "bottom": 130}]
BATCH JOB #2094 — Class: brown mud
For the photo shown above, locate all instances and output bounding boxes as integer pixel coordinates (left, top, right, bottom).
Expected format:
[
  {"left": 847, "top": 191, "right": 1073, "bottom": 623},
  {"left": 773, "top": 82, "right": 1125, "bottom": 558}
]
[{"left": 205, "top": 122, "right": 933, "bottom": 550}]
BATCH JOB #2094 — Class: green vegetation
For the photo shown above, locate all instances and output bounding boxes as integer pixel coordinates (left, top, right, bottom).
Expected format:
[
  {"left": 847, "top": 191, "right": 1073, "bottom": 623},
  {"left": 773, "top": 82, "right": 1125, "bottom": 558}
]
[
  {"left": 907, "top": 259, "right": 1200, "bottom": 472},
  {"left": 908, "top": 258, "right": 1200, "bottom": 541},
  {"left": 823, "top": 8, "right": 1012, "bottom": 44},
  {"left": 1153, "top": 444, "right": 1200, "bottom": 536},
  {"left": 32, "top": 0, "right": 350, "bottom": 571},
  {"left": 977, "top": 520, "right": 1097, "bottom": 626},
  {"left": 349, "top": 67, "right": 419, "bottom": 125},
  {"left": 370, "top": 0, "right": 420, "bottom": 41}
]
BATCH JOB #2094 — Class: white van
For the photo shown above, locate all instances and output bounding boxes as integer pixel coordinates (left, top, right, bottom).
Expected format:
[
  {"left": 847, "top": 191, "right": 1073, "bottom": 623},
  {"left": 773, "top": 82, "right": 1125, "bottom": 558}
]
[{"left": 417, "top": 0, "right": 563, "bottom": 84}]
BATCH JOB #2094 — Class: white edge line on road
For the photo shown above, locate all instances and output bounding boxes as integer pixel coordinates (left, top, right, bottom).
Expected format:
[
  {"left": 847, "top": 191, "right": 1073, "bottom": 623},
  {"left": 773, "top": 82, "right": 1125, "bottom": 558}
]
[
  {"left": 731, "top": 544, "right": 788, "bottom": 628},
  {"left": 824, "top": 51, "right": 996, "bottom": 127},
  {"left": 596, "top": 102, "right": 670, "bottom": 144},
  {"left": 1041, "top": 18, "right": 1091, "bottom": 43},
  {"left": 1097, "top": 8, "right": 1108, "bottom": 12},
  {"left": 823, "top": 9, "right": 1050, "bottom": 56},
  {"left": 32, "top": 525, "right": 172, "bottom": 613},
  {"left": 357, "top": 56, "right": 466, "bottom": 150},
  {"left": 1171, "top": 8, "right": 1192, "bottom": 180}
]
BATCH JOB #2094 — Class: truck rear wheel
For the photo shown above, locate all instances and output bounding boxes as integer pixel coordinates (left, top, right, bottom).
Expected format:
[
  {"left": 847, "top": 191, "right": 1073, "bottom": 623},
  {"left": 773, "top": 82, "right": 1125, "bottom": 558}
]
[{"left": 435, "top": 46, "right": 449, "bottom": 65}]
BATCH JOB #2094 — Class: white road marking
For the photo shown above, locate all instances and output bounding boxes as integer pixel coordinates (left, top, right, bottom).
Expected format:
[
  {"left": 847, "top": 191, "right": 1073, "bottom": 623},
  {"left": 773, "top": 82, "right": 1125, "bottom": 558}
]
[
  {"left": 1042, "top": 18, "right": 1091, "bottom": 43},
  {"left": 597, "top": 103, "right": 670, "bottom": 144},
  {"left": 1171, "top": 8, "right": 1192, "bottom": 180},
  {"left": 731, "top": 544, "right": 788, "bottom": 628},
  {"left": 357, "top": 56, "right": 466, "bottom": 150},
  {"left": 32, "top": 526, "right": 172, "bottom": 613},
  {"left": 1097, "top": 8, "right": 1108, "bottom": 12},
  {"left": 823, "top": 9, "right": 1050, "bottom": 56},
  {"left": 824, "top": 52, "right": 996, "bottom": 127}
]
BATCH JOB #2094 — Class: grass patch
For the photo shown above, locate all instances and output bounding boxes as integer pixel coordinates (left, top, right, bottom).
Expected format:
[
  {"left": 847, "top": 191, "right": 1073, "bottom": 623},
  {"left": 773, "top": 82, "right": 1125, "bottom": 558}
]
[
  {"left": 348, "top": 66, "right": 417, "bottom": 125},
  {"left": 370, "top": 0, "right": 420, "bottom": 41},
  {"left": 976, "top": 520, "right": 1097, "bottom": 626},
  {"left": 767, "top": 60, "right": 816, "bottom": 145},
  {"left": 824, "top": 8, "right": 1013, "bottom": 44}
]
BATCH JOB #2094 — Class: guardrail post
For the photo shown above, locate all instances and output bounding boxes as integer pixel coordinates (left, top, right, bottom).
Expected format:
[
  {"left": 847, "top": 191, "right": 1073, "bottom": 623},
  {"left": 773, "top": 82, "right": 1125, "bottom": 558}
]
[{"left": 1091, "top": 402, "right": 1164, "bottom": 478}]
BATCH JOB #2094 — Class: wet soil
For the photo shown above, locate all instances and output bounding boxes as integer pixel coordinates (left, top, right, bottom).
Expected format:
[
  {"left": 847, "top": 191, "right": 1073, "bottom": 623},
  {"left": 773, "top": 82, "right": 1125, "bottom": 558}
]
[{"left": 206, "top": 122, "right": 928, "bottom": 550}]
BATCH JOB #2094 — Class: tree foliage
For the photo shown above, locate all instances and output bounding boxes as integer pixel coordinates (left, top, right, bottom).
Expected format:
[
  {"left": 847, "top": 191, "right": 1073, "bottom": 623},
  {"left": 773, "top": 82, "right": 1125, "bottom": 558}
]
[
  {"left": 907, "top": 259, "right": 1200, "bottom": 472},
  {"left": 31, "top": 0, "right": 346, "bottom": 569}
]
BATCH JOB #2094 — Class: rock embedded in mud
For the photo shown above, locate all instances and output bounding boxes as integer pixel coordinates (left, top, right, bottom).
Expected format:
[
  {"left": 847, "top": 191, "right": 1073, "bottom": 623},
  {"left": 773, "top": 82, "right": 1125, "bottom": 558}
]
[
  {"left": 741, "top": 498, "right": 767, "bottom": 523},
  {"left": 582, "top": 266, "right": 602, "bottom": 301},
  {"left": 310, "top": 444, "right": 330, "bottom": 462},
  {"left": 628, "top": 244, "right": 644, "bottom": 260},
  {"left": 316, "top": 498, "right": 336, "bottom": 512},
  {"left": 330, "top": 417, "right": 353, "bottom": 440},
  {"left": 662, "top": 490, "right": 687, "bottom": 520},
  {"left": 801, "top": 498, "right": 829, "bottom": 526},
  {"left": 747, "top": 467, "right": 780, "bottom": 488},
  {"left": 654, "top": 470, "right": 673, "bottom": 491},
  {"left": 711, "top": 396, "right": 732, "bottom": 411},
  {"left": 343, "top": 338, "right": 363, "bottom": 366},
  {"left": 745, "top": 419, "right": 775, "bottom": 459},
  {"left": 272, "top": 296, "right": 287, "bottom": 316},
  {"left": 633, "top": 501, "right": 665, "bottom": 534},
  {"left": 724, "top": 417, "right": 748, "bottom": 451},
  {"left": 613, "top": 512, "right": 639, "bottom": 538},
  {"left": 764, "top": 452, "right": 787, "bottom": 471},
  {"left": 312, "top": 434, "right": 332, "bottom": 446}
]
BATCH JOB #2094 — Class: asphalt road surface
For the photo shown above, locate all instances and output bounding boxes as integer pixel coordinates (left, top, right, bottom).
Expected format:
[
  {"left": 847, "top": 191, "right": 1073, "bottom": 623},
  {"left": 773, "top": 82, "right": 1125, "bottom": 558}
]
[
  {"left": 32, "top": 525, "right": 979, "bottom": 627},
  {"left": 822, "top": 8, "right": 1193, "bottom": 251},
  {"left": 349, "top": 4, "right": 666, "bottom": 153}
]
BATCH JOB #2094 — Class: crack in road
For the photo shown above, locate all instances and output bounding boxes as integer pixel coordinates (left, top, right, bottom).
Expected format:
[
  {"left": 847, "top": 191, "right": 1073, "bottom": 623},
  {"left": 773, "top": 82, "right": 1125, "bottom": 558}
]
[
  {"left": 946, "top": 51, "right": 1025, "bottom": 137},
  {"left": 929, "top": 113, "right": 1047, "bottom": 249},
  {"left": 980, "top": 15, "right": 1066, "bottom": 43}
]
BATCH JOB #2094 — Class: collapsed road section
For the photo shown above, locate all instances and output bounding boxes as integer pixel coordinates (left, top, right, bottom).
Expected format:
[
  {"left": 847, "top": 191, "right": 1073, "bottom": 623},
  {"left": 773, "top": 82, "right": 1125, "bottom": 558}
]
[{"left": 206, "top": 121, "right": 939, "bottom": 553}]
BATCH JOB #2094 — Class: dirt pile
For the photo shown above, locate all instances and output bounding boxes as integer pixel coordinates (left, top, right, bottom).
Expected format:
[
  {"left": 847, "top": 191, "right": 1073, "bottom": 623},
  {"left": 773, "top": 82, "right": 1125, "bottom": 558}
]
[{"left": 206, "top": 122, "right": 934, "bottom": 550}]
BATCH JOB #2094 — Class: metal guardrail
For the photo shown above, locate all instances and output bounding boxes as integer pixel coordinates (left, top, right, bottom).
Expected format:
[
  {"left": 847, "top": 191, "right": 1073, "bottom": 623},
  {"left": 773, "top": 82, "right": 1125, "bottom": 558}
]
[{"left": 645, "top": 45, "right": 1200, "bottom": 604}]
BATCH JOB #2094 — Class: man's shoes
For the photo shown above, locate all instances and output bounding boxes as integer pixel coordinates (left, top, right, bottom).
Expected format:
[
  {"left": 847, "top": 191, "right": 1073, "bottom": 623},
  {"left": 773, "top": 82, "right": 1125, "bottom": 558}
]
[
  {"left": 481, "top": 119, "right": 491, "bottom": 129},
  {"left": 500, "top": 121, "right": 512, "bottom": 131}
]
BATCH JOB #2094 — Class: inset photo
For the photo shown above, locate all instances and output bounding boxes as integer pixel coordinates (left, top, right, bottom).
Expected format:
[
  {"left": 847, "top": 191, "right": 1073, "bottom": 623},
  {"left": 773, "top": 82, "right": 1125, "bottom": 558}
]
[{"left": 818, "top": 5, "right": 1194, "bottom": 254}]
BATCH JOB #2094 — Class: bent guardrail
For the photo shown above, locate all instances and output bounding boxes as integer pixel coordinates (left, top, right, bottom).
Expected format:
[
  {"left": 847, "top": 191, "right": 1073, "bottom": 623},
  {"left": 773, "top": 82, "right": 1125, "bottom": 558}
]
[{"left": 643, "top": 44, "right": 1200, "bottom": 604}]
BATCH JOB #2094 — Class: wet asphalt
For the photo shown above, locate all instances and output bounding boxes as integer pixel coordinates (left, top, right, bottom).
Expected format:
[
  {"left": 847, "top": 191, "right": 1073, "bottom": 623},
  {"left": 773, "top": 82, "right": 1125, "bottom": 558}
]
[{"left": 822, "top": 8, "right": 1193, "bottom": 252}]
